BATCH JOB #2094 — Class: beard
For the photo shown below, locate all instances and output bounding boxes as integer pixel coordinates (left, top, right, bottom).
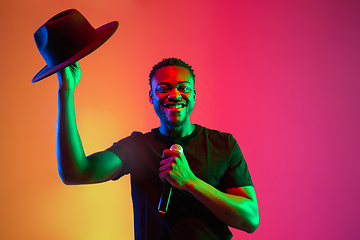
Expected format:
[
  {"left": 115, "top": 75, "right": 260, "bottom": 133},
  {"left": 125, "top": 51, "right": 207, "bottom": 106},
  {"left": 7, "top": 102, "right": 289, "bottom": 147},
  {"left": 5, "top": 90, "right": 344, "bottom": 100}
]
[
  {"left": 154, "top": 103, "right": 194, "bottom": 128},
  {"left": 162, "top": 114, "right": 187, "bottom": 127}
]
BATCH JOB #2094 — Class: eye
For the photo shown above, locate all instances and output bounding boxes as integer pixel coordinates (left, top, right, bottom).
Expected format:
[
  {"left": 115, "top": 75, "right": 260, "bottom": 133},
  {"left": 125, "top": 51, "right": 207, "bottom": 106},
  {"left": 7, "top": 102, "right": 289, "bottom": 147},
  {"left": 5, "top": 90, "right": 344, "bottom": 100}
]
[
  {"left": 157, "top": 86, "right": 169, "bottom": 93},
  {"left": 179, "top": 85, "right": 191, "bottom": 93}
]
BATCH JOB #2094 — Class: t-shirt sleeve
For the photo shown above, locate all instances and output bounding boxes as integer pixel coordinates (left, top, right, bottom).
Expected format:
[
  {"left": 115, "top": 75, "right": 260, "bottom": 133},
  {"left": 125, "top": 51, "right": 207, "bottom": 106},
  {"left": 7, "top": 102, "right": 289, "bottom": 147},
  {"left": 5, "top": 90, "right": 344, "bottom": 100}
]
[
  {"left": 222, "top": 135, "right": 253, "bottom": 189},
  {"left": 106, "top": 131, "right": 143, "bottom": 180}
]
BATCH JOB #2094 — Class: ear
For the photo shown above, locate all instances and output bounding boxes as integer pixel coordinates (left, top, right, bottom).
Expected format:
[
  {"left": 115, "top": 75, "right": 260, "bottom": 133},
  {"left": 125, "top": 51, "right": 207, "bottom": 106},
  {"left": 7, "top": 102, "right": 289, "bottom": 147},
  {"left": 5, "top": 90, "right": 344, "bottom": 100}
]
[
  {"left": 149, "top": 90, "right": 153, "bottom": 104},
  {"left": 193, "top": 89, "right": 197, "bottom": 102}
]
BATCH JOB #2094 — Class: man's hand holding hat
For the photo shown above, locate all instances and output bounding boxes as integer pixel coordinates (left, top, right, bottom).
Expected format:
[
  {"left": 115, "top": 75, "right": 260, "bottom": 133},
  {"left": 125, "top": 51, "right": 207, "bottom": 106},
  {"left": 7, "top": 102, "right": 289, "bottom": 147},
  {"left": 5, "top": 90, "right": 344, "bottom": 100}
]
[{"left": 57, "top": 62, "right": 81, "bottom": 91}]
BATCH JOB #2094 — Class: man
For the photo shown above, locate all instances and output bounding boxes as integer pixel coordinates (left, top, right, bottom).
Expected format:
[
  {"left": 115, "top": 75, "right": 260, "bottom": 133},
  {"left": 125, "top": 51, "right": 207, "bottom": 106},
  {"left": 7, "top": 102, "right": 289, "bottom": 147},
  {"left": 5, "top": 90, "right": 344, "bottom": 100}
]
[{"left": 56, "top": 58, "right": 259, "bottom": 239}]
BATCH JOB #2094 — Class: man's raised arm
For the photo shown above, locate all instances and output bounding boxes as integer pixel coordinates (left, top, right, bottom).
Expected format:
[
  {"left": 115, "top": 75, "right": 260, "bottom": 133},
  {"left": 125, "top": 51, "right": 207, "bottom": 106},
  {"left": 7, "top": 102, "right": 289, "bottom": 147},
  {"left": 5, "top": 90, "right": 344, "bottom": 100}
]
[{"left": 55, "top": 62, "right": 122, "bottom": 185}]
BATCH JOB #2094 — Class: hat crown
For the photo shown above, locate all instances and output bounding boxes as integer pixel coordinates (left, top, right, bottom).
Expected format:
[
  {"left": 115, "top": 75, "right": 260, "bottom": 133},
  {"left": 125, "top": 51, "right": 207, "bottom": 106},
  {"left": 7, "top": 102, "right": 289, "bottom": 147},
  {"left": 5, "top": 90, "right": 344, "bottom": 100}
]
[{"left": 34, "top": 9, "right": 97, "bottom": 67}]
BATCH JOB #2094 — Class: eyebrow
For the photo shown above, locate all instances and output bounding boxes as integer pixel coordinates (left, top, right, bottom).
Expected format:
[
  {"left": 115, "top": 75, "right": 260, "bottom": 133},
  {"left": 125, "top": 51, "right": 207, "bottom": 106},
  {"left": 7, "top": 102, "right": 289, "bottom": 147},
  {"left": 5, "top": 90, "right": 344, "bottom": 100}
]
[{"left": 156, "top": 81, "right": 192, "bottom": 86}]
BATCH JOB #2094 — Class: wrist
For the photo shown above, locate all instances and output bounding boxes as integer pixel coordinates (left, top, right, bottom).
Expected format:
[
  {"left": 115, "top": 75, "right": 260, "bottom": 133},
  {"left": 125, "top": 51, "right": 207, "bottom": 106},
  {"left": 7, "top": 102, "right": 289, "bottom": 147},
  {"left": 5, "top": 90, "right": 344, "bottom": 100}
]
[
  {"left": 184, "top": 175, "right": 201, "bottom": 192},
  {"left": 59, "top": 86, "right": 75, "bottom": 94},
  {"left": 58, "top": 88, "right": 75, "bottom": 103},
  {"left": 59, "top": 81, "right": 76, "bottom": 91}
]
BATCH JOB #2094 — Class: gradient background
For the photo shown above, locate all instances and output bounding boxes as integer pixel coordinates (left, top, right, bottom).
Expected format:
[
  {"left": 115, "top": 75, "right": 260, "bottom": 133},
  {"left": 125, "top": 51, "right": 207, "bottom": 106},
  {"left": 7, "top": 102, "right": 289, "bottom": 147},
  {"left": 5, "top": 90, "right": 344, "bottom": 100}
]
[{"left": 1, "top": 0, "right": 359, "bottom": 239}]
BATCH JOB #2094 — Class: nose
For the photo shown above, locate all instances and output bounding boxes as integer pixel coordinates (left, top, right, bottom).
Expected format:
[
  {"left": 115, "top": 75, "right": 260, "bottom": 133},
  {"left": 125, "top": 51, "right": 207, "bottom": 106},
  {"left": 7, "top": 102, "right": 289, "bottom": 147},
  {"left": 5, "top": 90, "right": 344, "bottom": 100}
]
[{"left": 168, "top": 88, "right": 182, "bottom": 101}]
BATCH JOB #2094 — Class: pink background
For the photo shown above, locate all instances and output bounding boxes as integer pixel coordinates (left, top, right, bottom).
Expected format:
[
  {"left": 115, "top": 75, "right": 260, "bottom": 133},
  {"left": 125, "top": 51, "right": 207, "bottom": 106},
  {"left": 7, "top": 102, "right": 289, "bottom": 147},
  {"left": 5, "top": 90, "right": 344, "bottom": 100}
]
[{"left": 1, "top": 0, "right": 359, "bottom": 239}]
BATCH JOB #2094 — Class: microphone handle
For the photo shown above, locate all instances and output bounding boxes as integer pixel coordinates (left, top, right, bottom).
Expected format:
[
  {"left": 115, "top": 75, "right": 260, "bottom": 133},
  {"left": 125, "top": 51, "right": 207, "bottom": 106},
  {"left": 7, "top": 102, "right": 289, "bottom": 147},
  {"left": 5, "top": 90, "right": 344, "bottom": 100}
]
[
  {"left": 158, "top": 180, "right": 172, "bottom": 213},
  {"left": 158, "top": 144, "right": 182, "bottom": 214}
]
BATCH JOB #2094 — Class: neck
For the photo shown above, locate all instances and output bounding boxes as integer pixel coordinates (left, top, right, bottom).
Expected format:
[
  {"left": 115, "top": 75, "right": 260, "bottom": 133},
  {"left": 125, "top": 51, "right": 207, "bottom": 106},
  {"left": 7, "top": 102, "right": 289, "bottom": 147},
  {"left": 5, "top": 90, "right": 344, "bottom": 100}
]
[{"left": 159, "top": 120, "right": 195, "bottom": 137}]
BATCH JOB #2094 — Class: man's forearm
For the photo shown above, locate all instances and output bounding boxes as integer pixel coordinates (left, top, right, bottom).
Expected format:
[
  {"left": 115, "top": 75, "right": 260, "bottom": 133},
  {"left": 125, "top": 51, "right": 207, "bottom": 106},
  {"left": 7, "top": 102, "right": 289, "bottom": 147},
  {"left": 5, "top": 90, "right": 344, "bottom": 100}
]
[
  {"left": 56, "top": 89, "right": 89, "bottom": 184},
  {"left": 184, "top": 178, "right": 259, "bottom": 233}
]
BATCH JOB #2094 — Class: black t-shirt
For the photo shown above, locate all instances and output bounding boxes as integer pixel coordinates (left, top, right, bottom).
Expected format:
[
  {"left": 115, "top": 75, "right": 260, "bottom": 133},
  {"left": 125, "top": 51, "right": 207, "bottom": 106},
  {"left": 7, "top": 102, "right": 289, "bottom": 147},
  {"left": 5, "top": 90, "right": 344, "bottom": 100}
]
[{"left": 107, "top": 124, "right": 253, "bottom": 240}]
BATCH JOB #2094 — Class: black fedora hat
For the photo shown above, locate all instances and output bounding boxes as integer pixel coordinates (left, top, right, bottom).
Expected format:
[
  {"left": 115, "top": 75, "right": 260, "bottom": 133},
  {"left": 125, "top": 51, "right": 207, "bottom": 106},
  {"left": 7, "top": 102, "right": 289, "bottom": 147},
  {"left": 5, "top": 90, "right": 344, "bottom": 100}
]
[{"left": 32, "top": 9, "right": 118, "bottom": 83}]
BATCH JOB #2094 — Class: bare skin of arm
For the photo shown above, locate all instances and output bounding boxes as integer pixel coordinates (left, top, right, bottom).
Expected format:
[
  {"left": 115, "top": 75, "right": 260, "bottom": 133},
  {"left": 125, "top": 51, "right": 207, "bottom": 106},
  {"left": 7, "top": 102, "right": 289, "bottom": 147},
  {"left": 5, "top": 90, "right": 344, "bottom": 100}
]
[
  {"left": 55, "top": 62, "right": 122, "bottom": 185},
  {"left": 159, "top": 149, "right": 259, "bottom": 233}
]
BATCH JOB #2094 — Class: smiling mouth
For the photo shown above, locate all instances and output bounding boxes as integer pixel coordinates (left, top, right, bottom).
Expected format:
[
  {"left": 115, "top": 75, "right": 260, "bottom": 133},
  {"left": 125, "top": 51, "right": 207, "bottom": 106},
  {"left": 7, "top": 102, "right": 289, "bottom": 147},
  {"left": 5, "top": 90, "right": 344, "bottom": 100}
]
[{"left": 163, "top": 102, "right": 186, "bottom": 109}]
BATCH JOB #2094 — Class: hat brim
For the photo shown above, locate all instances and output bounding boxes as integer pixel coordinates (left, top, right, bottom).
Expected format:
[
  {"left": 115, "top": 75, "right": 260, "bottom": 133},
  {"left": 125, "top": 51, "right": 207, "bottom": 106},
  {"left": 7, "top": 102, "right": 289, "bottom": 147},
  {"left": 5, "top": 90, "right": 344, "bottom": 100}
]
[{"left": 32, "top": 21, "right": 119, "bottom": 83}]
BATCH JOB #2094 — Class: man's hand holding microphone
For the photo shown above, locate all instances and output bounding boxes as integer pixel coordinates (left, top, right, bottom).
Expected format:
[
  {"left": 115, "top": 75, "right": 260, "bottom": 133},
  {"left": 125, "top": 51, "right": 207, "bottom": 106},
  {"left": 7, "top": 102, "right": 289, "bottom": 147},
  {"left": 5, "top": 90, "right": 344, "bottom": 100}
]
[{"left": 158, "top": 144, "right": 197, "bottom": 213}]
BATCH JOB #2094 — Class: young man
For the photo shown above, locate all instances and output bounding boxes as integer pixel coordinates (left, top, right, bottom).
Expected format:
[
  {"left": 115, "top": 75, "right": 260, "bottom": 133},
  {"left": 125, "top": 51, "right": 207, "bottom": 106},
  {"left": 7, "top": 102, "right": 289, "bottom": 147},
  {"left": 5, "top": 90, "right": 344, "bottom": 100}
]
[{"left": 56, "top": 58, "right": 259, "bottom": 240}]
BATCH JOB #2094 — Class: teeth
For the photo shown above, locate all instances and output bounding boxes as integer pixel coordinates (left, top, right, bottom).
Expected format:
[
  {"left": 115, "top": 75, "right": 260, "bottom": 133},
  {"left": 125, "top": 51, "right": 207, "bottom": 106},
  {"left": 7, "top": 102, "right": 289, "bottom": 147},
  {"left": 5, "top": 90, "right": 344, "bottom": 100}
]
[{"left": 164, "top": 103, "right": 185, "bottom": 109}]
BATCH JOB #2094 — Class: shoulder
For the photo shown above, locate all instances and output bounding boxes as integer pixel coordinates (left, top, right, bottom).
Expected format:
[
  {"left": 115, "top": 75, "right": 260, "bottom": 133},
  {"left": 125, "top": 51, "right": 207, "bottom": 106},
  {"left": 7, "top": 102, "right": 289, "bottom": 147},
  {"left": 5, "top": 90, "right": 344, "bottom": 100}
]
[
  {"left": 107, "top": 129, "right": 158, "bottom": 162},
  {"left": 124, "top": 130, "right": 155, "bottom": 141},
  {"left": 108, "top": 130, "right": 155, "bottom": 150},
  {"left": 131, "top": 131, "right": 143, "bottom": 137},
  {"left": 197, "top": 125, "right": 237, "bottom": 145}
]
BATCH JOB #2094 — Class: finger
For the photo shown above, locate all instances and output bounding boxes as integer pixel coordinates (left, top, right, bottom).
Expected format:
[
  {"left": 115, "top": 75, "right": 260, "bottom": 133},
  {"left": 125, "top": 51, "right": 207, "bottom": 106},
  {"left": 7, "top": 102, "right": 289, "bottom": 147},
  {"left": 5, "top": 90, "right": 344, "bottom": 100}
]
[
  {"left": 57, "top": 67, "right": 66, "bottom": 78},
  {"left": 159, "top": 170, "right": 170, "bottom": 182},
  {"left": 159, "top": 163, "right": 167, "bottom": 172},
  {"left": 69, "top": 61, "right": 79, "bottom": 71},
  {"left": 162, "top": 149, "right": 172, "bottom": 158},
  {"left": 159, "top": 171, "right": 165, "bottom": 182},
  {"left": 162, "top": 149, "right": 181, "bottom": 159},
  {"left": 159, "top": 158, "right": 170, "bottom": 167},
  {"left": 159, "top": 159, "right": 174, "bottom": 172}
]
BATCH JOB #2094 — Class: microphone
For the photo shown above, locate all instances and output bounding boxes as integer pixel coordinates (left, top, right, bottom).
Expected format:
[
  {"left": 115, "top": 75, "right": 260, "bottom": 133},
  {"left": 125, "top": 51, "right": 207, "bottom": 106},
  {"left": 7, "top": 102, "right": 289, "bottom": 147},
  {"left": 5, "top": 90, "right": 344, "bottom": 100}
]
[{"left": 158, "top": 144, "right": 183, "bottom": 213}]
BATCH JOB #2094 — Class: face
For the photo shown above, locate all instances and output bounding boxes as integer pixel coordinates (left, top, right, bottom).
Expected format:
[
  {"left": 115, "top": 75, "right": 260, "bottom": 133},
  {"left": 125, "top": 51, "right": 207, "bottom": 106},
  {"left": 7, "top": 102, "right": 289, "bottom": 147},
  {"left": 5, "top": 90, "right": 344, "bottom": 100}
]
[{"left": 149, "top": 66, "right": 196, "bottom": 128}]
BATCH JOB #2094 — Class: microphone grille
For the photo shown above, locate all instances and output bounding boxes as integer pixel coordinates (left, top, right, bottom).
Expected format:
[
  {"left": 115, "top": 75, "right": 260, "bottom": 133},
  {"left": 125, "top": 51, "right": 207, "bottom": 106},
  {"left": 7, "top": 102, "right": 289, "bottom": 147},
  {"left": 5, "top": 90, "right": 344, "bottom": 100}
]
[{"left": 170, "top": 144, "right": 183, "bottom": 153}]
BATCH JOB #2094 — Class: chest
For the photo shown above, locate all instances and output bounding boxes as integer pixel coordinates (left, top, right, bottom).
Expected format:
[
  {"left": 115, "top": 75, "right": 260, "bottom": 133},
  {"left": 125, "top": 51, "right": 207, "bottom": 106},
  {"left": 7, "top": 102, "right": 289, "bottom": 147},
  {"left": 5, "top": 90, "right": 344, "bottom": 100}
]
[{"left": 129, "top": 141, "right": 231, "bottom": 191}]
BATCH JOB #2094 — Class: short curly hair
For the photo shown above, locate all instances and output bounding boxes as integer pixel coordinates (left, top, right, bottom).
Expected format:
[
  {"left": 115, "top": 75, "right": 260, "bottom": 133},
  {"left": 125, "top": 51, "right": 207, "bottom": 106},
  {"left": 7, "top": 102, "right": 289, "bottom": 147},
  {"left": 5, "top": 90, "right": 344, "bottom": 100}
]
[{"left": 149, "top": 58, "right": 195, "bottom": 87}]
